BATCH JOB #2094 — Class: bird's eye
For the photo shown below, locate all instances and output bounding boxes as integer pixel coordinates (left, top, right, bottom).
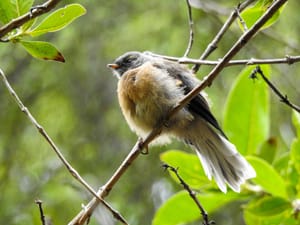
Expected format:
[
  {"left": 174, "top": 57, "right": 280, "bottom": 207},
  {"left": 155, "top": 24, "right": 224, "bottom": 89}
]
[{"left": 125, "top": 56, "right": 137, "bottom": 63}]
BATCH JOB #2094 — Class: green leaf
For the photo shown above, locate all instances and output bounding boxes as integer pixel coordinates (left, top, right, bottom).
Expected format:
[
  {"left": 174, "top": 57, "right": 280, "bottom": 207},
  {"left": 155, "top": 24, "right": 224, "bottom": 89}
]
[
  {"left": 292, "top": 110, "right": 300, "bottom": 138},
  {"left": 223, "top": 65, "right": 270, "bottom": 155},
  {"left": 273, "top": 152, "right": 289, "bottom": 174},
  {"left": 0, "top": 0, "right": 16, "bottom": 23},
  {"left": 11, "top": 0, "right": 34, "bottom": 17},
  {"left": 247, "top": 156, "right": 288, "bottom": 199},
  {"left": 152, "top": 191, "right": 240, "bottom": 225},
  {"left": 244, "top": 196, "right": 292, "bottom": 225},
  {"left": 256, "top": 137, "right": 277, "bottom": 163},
  {"left": 29, "top": 4, "right": 86, "bottom": 36},
  {"left": 19, "top": 40, "right": 65, "bottom": 62},
  {"left": 160, "top": 150, "right": 211, "bottom": 189},
  {"left": 0, "top": 0, "right": 34, "bottom": 24},
  {"left": 239, "top": 0, "right": 287, "bottom": 31},
  {"left": 246, "top": 196, "right": 290, "bottom": 217},
  {"left": 291, "top": 139, "right": 300, "bottom": 174}
]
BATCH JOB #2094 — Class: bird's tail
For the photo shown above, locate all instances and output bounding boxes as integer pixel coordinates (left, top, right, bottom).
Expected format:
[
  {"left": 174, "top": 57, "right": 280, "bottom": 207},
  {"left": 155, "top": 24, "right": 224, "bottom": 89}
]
[{"left": 181, "top": 120, "right": 256, "bottom": 193}]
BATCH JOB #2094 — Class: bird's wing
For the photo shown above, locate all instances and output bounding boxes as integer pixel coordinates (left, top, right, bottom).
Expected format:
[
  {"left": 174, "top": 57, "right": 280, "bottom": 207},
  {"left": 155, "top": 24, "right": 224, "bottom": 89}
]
[{"left": 152, "top": 60, "right": 228, "bottom": 139}]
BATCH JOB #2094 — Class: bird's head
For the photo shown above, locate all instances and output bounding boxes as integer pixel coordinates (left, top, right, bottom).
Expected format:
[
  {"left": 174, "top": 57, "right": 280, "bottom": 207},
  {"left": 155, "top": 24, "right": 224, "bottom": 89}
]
[{"left": 107, "top": 51, "right": 150, "bottom": 78}]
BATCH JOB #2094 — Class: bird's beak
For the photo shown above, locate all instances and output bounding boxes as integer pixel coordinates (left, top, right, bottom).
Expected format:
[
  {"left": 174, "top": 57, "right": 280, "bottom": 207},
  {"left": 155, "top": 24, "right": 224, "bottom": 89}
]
[{"left": 107, "top": 63, "right": 119, "bottom": 69}]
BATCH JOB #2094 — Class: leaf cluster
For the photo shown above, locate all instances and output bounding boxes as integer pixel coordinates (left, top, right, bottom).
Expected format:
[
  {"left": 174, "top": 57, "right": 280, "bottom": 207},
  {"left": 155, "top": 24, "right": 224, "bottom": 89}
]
[{"left": 0, "top": 0, "right": 86, "bottom": 62}]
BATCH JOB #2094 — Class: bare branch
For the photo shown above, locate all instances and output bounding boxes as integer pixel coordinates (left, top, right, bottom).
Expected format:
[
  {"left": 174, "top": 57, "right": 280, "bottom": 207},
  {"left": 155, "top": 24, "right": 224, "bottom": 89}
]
[
  {"left": 35, "top": 200, "right": 46, "bottom": 225},
  {"left": 0, "top": 0, "right": 61, "bottom": 39},
  {"left": 0, "top": 68, "right": 128, "bottom": 225},
  {"left": 183, "top": 0, "right": 194, "bottom": 57},
  {"left": 191, "top": 0, "right": 255, "bottom": 73},
  {"left": 69, "top": 0, "right": 287, "bottom": 224},
  {"left": 145, "top": 52, "right": 300, "bottom": 67},
  {"left": 252, "top": 66, "right": 300, "bottom": 113},
  {"left": 180, "top": 55, "right": 300, "bottom": 66},
  {"left": 163, "top": 164, "right": 212, "bottom": 225},
  {"left": 235, "top": 4, "right": 248, "bottom": 32}
]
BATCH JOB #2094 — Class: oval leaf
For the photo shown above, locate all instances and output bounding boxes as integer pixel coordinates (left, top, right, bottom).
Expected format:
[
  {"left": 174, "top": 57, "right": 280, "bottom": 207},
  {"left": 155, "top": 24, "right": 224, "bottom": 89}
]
[
  {"left": 29, "top": 4, "right": 86, "bottom": 36},
  {"left": 292, "top": 110, "right": 300, "bottom": 138},
  {"left": 247, "top": 156, "right": 288, "bottom": 199},
  {"left": 223, "top": 65, "right": 270, "bottom": 155},
  {"left": 291, "top": 139, "right": 300, "bottom": 174},
  {"left": 152, "top": 191, "right": 240, "bottom": 225},
  {"left": 246, "top": 196, "right": 290, "bottom": 217},
  {"left": 12, "top": 0, "right": 34, "bottom": 17},
  {"left": 256, "top": 137, "right": 277, "bottom": 164},
  {"left": 0, "top": 0, "right": 16, "bottom": 23},
  {"left": 20, "top": 40, "right": 65, "bottom": 62},
  {"left": 160, "top": 150, "right": 211, "bottom": 189},
  {"left": 239, "top": 1, "right": 287, "bottom": 31}
]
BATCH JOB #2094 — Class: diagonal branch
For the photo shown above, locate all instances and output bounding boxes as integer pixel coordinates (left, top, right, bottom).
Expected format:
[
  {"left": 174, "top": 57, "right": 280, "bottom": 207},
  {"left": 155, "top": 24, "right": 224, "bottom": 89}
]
[
  {"left": 191, "top": 0, "right": 255, "bottom": 73},
  {"left": 68, "top": 0, "right": 287, "bottom": 224},
  {"left": 0, "top": 0, "right": 61, "bottom": 39},
  {"left": 253, "top": 66, "right": 300, "bottom": 113},
  {"left": 0, "top": 68, "right": 128, "bottom": 225},
  {"left": 163, "top": 164, "right": 211, "bottom": 225}
]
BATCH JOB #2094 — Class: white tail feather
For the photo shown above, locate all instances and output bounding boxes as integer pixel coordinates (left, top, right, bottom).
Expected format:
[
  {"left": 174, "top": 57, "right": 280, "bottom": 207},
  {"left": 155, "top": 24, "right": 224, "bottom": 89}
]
[{"left": 178, "top": 119, "right": 256, "bottom": 193}]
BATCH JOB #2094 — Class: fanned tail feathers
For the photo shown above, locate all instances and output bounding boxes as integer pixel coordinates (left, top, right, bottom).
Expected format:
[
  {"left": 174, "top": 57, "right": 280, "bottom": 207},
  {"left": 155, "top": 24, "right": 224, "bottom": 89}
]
[{"left": 182, "top": 120, "right": 256, "bottom": 193}]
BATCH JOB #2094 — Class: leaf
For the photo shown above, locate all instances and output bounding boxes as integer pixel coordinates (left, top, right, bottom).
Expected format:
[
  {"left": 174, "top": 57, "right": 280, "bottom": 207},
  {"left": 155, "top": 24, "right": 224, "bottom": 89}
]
[
  {"left": 0, "top": 0, "right": 16, "bottom": 24},
  {"left": 246, "top": 196, "right": 290, "bottom": 217},
  {"left": 244, "top": 196, "right": 292, "bottom": 225},
  {"left": 160, "top": 150, "right": 211, "bottom": 189},
  {"left": 11, "top": 0, "right": 34, "bottom": 17},
  {"left": 29, "top": 4, "right": 86, "bottom": 36},
  {"left": 247, "top": 156, "right": 288, "bottom": 199},
  {"left": 256, "top": 137, "right": 277, "bottom": 163},
  {"left": 239, "top": 0, "right": 287, "bottom": 31},
  {"left": 152, "top": 191, "right": 240, "bottom": 225},
  {"left": 292, "top": 110, "right": 300, "bottom": 138},
  {"left": 273, "top": 152, "right": 289, "bottom": 174},
  {"left": 19, "top": 40, "right": 65, "bottom": 62},
  {"left": 223, "top": 65, "right": 270, "bottom": 155},
  {"left": 291, "top": 139, "right": 300, "bottom": 174}
]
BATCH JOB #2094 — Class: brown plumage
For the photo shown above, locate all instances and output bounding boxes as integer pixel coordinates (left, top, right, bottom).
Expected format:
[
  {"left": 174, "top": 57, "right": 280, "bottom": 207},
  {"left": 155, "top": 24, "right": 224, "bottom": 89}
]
[{"left": 108, "top": 51, "right": 256, "bottom": 193}]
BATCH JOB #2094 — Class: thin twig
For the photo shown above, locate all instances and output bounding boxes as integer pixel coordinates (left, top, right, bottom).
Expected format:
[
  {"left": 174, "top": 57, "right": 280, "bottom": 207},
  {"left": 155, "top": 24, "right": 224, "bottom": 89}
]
[
  {"left": 235, "top": 4, "right": 248, "bottom": 31},
  {"left": 0, "top": 68, "right": 129, "bottom": 225},
  {"left": 192, "top": 0, "right": 255, "bottom": 73},
  {"left": 163, "top": 164, "right": 212, "bottom": 225},
  {"left": 183, "top": 0, "right": 194, "bottom": 58},
  {"left": 69, "top": 1, "right": 287, "bottom": 224},
  {"left": 35, "top": 200, "right": 46, "bottom": 225},
  {"left": 146, "top": 52, "right": 300, "bottom": 66},
  {"left": 0, "top": 0, "right": 62, "bottom": 39},
  {"left": 252, "top": 66, "right": 300, "bottom": 113},
  {"left": 179, "top": 55, "right": 300, "bottom": 66}
]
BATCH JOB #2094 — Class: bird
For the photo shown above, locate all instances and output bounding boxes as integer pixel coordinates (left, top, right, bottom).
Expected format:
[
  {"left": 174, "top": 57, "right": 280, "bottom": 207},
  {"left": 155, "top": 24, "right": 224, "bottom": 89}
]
[{"left": 107, "top": 51, "right": 256, "bottom": 193}]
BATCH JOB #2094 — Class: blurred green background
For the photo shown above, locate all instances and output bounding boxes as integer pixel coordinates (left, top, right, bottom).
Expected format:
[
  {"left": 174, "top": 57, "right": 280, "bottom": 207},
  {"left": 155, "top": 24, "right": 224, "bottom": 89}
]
[{"left": 0, "top": 0, "right": 299, "bottom": 224}]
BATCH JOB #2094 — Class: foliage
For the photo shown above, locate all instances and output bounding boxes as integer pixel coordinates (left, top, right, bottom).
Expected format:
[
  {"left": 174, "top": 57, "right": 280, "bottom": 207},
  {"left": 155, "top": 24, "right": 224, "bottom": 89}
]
[
  {"left": 0, "top": 1, "right": 300, "bottom": 225},
  {"left": 0, "top": 2, "right": 86, "bottom": 61},
  {"left": 239, "top": 0, "right": 287, "bottom": 31},
  {"left": 157, "top": 65, "right": 300, "bottom": 224}
]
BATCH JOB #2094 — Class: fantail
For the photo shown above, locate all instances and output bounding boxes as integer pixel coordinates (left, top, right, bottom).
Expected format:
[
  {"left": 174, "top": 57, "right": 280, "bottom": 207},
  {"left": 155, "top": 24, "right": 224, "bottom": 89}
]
[{"left": 107, "top": 51, "right": 256, "bottom": 193}]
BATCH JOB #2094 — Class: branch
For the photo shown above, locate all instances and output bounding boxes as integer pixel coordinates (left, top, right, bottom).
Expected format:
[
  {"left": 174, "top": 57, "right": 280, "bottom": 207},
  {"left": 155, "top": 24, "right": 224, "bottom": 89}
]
[
  {"left": 183, "top": 0, "right": 194, "bottom": 57},
  {"left": 252, "top": 66, "right": 300, "bottom": 113},
  {"left": 191, "top": 0, "right": 255, "bottom": 73},
  {"left": 0, "top": 68, "right": 128, "bottom": 225},
  {"left": 146, "top": 53, "right": 300, "bottom": 67},
  {"left": 69, "top": 0, "right": 287, "bottom": 224},
  {"left": 0, "top": 0, "right": 61, "bottom": 39},
  {"left": 35, "top": 200, "right": 47, "bottom": 225},
  {"left": 180, "top": 55, "right": 300, "bottom": 66},
  {"left": 163, "top": 164, "right": 212, "bottom": 225}
]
